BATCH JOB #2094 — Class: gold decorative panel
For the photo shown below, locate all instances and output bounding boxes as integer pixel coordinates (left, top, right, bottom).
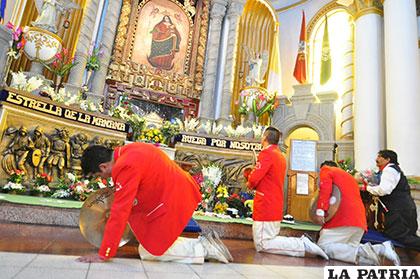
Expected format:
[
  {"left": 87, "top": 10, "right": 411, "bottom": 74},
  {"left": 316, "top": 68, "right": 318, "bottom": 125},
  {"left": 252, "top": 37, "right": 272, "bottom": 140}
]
[
  {"left": 230, "top": 0, "right": 276, "bottom": 123},
  {"left": 108, "top": 0, "right": 209, "bottom": 108}
]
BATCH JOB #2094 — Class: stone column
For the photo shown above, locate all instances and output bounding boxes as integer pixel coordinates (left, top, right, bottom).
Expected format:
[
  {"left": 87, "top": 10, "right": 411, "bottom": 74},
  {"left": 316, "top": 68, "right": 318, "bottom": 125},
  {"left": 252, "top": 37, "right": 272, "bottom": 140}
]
[
  {"left": 90, "top": 0, "right": 123, "bottom": 98},
  {"left": 199, "top": 0, "right": 229, "bottom": 121},
  {"left": 383, "top": 0, "right": 420, "bottom": 175},
  {"left": 67, "top": 0, "right": 101, "bottom": 89},
  {"left": 340, "top": 27, "right": 354, "bottom": 140},
  {"left": 217, "top": 0, "right": 245, "bottom": 125},
  {"left": 352, "top": 2, "right": 385, "bottom": 171},
  {"left": 0, "top": 26, "right": 12, "bottom": 85}
]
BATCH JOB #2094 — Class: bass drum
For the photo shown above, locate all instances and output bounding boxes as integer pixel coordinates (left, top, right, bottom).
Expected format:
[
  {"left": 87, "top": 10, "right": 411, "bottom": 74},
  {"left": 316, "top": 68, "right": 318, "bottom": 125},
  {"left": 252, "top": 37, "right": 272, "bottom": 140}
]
[{"left": 309, "top": 184, "right": 341, "bottom": 223}]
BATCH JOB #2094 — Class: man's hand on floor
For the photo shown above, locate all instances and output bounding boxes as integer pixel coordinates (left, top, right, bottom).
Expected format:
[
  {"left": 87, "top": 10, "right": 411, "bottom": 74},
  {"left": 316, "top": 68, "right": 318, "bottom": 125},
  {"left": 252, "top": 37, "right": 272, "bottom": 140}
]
[{"left": 76, "top": 254, "right": 107, "bottom": 263}]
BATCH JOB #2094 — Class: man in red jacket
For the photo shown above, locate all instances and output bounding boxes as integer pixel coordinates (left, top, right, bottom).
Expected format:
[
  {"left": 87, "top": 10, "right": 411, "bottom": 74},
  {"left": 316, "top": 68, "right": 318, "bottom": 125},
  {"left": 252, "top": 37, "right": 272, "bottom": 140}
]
[
  {"left": 244, "top": 127, "right": 328, "bottom": 259},
  {"left": 315, "top": 161, "right": 400, "bottom": 265},
  {"left": 77, "top": 143, "right": 232, "bottom": 264}
]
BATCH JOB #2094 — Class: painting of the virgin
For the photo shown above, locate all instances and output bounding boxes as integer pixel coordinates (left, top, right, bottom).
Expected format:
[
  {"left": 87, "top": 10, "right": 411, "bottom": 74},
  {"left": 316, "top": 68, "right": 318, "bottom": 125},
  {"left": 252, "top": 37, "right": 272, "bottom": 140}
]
[
  {"left": 147, "top": 15, "right": 181, "bottom": 70},
  {"left": 132, "top": 0, "right": 190, "bottom": 74}
]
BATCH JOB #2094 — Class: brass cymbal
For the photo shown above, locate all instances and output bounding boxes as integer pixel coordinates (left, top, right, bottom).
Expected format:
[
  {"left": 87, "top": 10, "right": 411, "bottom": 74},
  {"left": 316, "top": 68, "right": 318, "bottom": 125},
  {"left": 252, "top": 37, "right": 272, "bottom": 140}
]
[
  {"left": 79, "top": 188, "right": 133, "bottom": 248},
  {"left": 309, "top": 184, "right": 342, "bottom": 223}
]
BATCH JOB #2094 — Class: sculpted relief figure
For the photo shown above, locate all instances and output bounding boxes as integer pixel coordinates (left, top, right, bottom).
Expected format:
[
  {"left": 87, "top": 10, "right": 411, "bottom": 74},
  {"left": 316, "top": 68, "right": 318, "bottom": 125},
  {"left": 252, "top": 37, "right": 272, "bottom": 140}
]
[
  {"left": 1, "top": 127, "right": 19, "bottom": 175},
  {"left": 32, "top": 127, "right": 51, "bottom": 175},
  {"left": 70, "top": 133, "right": 88, "bottom": 174},
  {"left": 33, "top": 0, "right": 79, "bottom": 33},
  {"left": 10, "top": 127, "right": 34, "bottom": 175},
  {"left": 47, "top": 128, "right": 71, "bottom": 178}
]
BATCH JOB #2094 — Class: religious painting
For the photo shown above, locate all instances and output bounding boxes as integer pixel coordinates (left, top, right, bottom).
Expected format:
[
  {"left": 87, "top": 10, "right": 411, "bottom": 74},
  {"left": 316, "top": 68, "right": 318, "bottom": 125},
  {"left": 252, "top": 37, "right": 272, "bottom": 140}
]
[
  {"left": 107, "top": 0, "right": 209, "bottom": 117},
  {"left": 132, "top": 0, "right": 191, "bottom": 74}
]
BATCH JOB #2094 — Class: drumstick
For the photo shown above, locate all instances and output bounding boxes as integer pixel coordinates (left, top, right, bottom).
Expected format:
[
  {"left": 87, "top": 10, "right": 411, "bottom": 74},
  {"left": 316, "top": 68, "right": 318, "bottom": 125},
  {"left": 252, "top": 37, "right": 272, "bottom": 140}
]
[{"left": 252, "top": 149, "right": 258, "bottom": 166}]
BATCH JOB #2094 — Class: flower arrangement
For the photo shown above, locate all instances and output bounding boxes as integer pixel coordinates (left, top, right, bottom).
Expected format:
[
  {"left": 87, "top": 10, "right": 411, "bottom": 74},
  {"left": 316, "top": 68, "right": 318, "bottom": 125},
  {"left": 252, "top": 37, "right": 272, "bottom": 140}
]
[
  {"left": 85, "top": 46, "right": 102, "bottom": 72},
  {"left": 196, "top": 164, "right": 224, "bottom": 212},
  {"left": 160, "top": 120, "right": 180, "bottom": 145},
  {"left": 213, "top": 184, "right": 229, "bottom": 214},
  {"left": 69, "top": 180, "right": 93, "bottom": 201},
  {"left": 6, "top": 22, "right": 26, "bottom": 59},
  {"left": 140, "top": 128, "right": 164, "bottom": 144},
  {"left": 175, "top": 117, "right": 200, "bottom": 133},
  {"left": 337, "top": 158, "right": 356, "bottom": 175},
  {"left": 44, "top": 48, "right": 77, "bottom": 78},
  {"left": 10, "top": 72, "right": 44, "bottom": 92},
  {"left": 226, "top": 192, "right": 253, "bottom": 218},
  {"left": 109, "top": 94, "right": 145, "bottom": 140},
  {"left": 238, "top": 87, "right": 278, "bottom": 124},
  {"left": 2, "top": 170, "right": 26, "bottom": 194},
  {"left": 31, "top": 173, "right": 53, "bottom": 196}
]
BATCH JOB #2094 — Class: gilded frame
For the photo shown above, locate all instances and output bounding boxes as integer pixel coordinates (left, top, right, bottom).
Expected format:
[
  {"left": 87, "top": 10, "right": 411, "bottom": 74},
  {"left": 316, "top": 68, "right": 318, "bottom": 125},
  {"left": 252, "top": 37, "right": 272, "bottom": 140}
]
[{"left": 107, "top": 0, "right": 209, "bottom": 104}]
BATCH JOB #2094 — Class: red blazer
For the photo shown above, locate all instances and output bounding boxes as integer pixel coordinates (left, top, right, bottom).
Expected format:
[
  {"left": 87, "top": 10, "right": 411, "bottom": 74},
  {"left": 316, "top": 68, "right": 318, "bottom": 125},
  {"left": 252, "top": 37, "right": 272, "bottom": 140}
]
[
  {"left": 318, "top": 166, "right": 367, "bottom": 230},
  {"left": 246, "top": 145, "right": 286, "bottom": 221},
  {"left": 98, "top": 143, "right": 202, "bottom": 259}
]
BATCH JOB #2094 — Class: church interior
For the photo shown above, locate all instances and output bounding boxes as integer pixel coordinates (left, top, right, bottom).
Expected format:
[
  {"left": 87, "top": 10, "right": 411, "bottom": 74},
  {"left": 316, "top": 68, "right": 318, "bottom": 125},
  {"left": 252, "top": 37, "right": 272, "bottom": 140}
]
[{"left": 0, "top": 0, "right": 419, "bottom": 277}]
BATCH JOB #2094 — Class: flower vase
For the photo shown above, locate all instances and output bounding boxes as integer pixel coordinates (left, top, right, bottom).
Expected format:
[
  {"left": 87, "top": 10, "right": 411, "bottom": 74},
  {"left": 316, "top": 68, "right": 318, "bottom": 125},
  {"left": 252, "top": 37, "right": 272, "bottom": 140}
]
[
  {"left": 240, "top": 114, "right": 247, "bottom": 126},
  {"left": 84, "top": 70, "right": 94, "bottom": 88},
  {"left": 54, "top": 75, "right": 62, "bottom": 94}
]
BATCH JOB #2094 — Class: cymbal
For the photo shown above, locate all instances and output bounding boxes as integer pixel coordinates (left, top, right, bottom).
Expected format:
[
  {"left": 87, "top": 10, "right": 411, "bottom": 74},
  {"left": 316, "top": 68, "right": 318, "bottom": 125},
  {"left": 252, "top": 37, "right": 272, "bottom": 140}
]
[
  {"left": 79, "top": 188, "right": 133, "bottom": 248},
  {"left": 309, "top": 184, "right": 342, "bottom": 223}
]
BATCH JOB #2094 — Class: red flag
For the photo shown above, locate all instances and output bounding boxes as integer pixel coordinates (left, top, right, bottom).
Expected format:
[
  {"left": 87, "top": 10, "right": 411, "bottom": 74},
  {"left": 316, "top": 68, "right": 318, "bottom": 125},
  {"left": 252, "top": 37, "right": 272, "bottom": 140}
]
[{"left": 293, "top": 11, "right": 307, "bottom": 84}]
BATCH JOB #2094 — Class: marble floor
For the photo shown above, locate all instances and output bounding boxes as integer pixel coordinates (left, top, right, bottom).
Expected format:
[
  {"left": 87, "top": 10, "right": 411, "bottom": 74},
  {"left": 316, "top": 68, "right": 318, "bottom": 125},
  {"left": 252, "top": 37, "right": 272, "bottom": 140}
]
[{"left": 0, "top": 222, "right": 418, "bottom": 279}]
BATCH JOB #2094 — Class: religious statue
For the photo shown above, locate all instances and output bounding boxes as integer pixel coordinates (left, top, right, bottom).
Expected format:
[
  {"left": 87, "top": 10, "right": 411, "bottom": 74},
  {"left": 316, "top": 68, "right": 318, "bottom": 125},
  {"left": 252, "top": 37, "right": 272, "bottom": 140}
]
[
  {"left": 1, "top": 127, "right": 19, "bottom": 175},
  {"left": 33, "top": 0, "right": 79, "bottom": 34},
  {"left": 243, "top": 45, "right": 269, "bottom": 86},
  {"left": 70, "top": 133, "right": 88, "bottom": 174},
  {"left": 47, "top": 128, "right": 70, "bottom": 178},
  {"left": 91, "top": 136, "right": 104, "bottom": 146},
  {"left": 32, "top": 127, "right": 51, "bottom": 176},
  {"left": 8, "top": 127, "right": 34, "bottom": 175},
  {"left": 147, "top": 15, "right": 181, "bottom": 71}
]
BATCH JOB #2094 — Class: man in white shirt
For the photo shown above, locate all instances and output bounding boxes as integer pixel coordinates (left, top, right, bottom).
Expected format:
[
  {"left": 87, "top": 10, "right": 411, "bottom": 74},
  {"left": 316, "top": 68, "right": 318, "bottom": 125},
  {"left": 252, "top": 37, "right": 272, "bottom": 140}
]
[{"left": 364, "top": 150, "right": 420, "bottom": 251}]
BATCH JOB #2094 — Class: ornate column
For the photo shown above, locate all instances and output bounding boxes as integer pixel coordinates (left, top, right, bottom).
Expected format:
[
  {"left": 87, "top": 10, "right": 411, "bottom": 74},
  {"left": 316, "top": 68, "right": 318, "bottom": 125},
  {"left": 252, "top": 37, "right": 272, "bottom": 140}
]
[
  {"left": 383, "top": 0, "right": 420, "bottom": 175},
  {"left": 199, "top": 0, "right": 229, "bottom": 121},
  {"left": 90, "top": 0, "right": 123, "bottom": 97},
  {"left": 352, "top": 1, "right": 385, "bottom": 171},
  {"left": 67, "top": 0, "right": 101, "bottom": 89},
  {"left": 217, "top": 0, "right": 245, "bottom": 125},
  {"left": 340, "top": 27, "right": 354, "bottom": 140}
]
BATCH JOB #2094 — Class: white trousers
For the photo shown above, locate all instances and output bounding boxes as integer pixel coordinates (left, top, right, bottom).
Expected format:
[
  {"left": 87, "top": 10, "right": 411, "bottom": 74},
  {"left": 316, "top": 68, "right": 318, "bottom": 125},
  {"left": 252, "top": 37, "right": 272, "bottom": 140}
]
[
  {"left": 317, "top": 226, "right": 368, "bottom": 264},
  {"left": 138, "top": 237, "right": 205, "bottom": 264},
  {"left": 252, "top": 221, "right": 305, "bottom": 257}
]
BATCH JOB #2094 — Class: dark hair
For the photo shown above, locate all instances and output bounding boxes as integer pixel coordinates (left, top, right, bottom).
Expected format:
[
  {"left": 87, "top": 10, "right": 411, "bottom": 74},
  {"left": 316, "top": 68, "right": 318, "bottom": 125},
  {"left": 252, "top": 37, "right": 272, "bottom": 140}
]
[
  {"left": 81, "top": 145, "right": 113, "bottom": 176},
  {"left": 378, "top": 149, "right": 399, "bottom": 165},
  {"left": 320, "top": 160, "right": 338, "bottom": 168},
  {"left": 264, "top": 126, "right": 282, "bottom": 145}
]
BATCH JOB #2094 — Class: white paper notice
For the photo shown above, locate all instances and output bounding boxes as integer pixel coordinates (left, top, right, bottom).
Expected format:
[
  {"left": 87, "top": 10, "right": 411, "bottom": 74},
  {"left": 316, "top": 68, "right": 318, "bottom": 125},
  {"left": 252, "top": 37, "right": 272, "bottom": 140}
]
[{"left": 296, "top": 173, "right": 309, "bottom": 195}]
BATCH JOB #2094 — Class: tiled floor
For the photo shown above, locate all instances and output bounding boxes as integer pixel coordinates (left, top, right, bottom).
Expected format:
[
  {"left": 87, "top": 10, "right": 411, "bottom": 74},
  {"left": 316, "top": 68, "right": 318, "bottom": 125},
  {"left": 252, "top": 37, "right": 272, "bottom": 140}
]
[
  {"left": 0, "top": 252, "right": 325, "bottom": 279},
  {"left": 0, "top": 222, "right": 419, "bottom": 279}
]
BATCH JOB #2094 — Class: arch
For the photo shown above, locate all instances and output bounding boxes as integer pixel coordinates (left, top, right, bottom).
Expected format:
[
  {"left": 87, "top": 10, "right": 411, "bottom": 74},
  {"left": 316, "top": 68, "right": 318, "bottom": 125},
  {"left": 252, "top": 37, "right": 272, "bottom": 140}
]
[{"left": 273, "top": 113, "right": 333, "bottom": 142}]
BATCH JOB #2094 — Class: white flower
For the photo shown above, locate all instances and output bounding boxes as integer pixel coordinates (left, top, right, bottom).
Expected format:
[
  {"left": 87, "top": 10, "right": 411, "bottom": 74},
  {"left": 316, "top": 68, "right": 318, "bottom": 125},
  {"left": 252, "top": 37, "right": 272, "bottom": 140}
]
[
  {"left": 10, "top": 72, "right": 27, "bottom": 90},
  {"left": 26, "top": 76, "right": 44, "bottom": 92},
  {"left": 211, "top": 123, "right": 224, "bottom": 135},
  {"left": 108, "top": 178, "right": 114, "bottom": 187},
  {"left": 202, "top": 165, "right": 222, "bottom": 186},
  {"left": 80, "top": 101, "right": 88, "bottom": 111},
  {"left": 66, "top": 173, "right": 76, "bottom": 183},
  {"left": 37, "top": 185, "right": 51, "bottom": 192},
  {"left": 51, "top": 189, "right": 70, "bottom": 198},
  {"left": 252, "top": 125, "right": 264, "bottom": 139},
  {"left": 74, "top": 185, "right": 85, "bottom": 194},
  {"left": 97, "top": 181, "right": 107, "bottom": 189},
  {"left": 3, "top": 182, "right": 24, "bottom": 190}
]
